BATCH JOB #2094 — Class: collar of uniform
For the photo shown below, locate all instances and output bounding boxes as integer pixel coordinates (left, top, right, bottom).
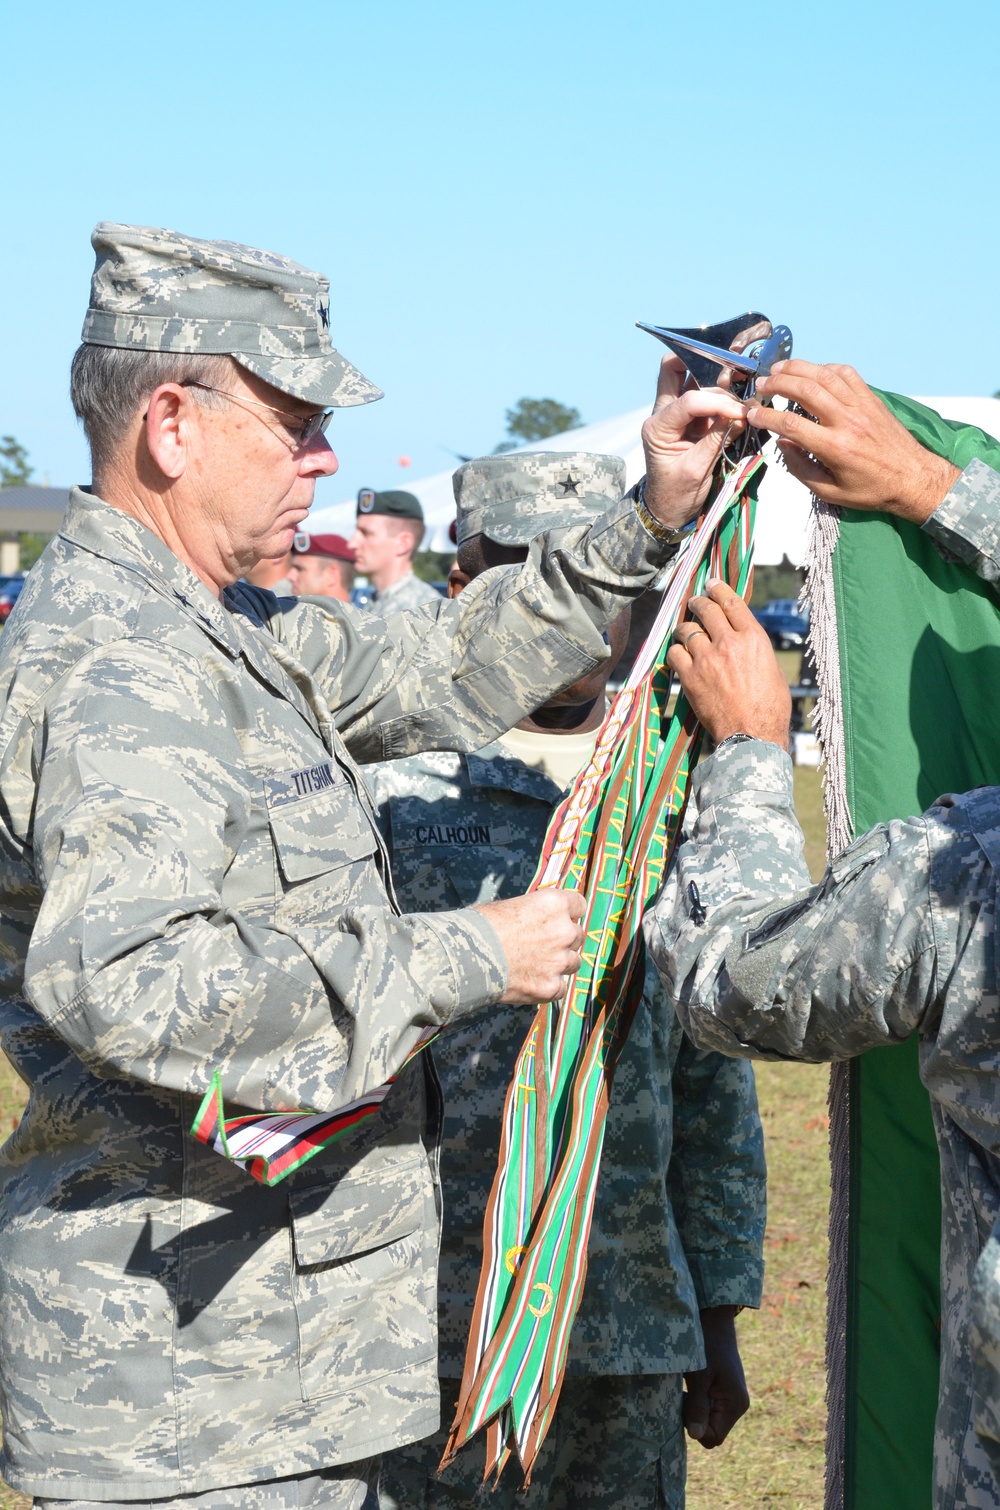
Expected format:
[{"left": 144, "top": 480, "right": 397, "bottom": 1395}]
[
  {"left": 465, "top": 741, "right": 563, "bottom": 803},
  {"left": 224, "top": 582, "right": 327, "bottom": 742},
  {"left": 372, "top": 570, "right": 414, "bottom": 603},
  {"left": 59, "top": 487, "right": 240, "bottom": 656}
]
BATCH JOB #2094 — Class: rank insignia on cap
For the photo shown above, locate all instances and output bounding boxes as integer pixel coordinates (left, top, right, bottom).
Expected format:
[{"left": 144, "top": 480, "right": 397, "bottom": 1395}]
[
  {"left": 451, "top": 450, "right": 625, "bottom": 547},
  {"left": 81, "top": 222, "right": 383, "bottom": 410},
  {"left": 358, "top": 487, "right": 376, "bottom": 513}
]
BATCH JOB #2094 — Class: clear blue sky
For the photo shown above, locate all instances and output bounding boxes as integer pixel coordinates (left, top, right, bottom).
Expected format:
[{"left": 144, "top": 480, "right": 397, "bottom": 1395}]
[{"left": 3, "top": 0, "right": 999, "bottom": 508}]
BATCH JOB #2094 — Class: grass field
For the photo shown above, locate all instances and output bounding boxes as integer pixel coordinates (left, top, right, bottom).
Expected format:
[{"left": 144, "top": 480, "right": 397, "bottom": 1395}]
[
  {"left": 0, "top": 734, "right": 831, "bottom": 1510},
  {"left": 687, "top": 1055, "right": 830, "bottom": 1510}
]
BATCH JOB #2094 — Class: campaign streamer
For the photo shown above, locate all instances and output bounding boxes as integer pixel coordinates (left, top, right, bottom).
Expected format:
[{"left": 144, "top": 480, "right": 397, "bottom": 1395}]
[{"left": 441, "top": 449, "right": 765, "bottom": 1484}]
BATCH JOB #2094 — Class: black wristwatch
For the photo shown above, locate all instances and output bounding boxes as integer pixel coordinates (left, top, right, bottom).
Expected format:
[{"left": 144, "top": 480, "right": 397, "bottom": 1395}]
[{"left": 713, "top": 733, "right": 756, "bottom": 754}]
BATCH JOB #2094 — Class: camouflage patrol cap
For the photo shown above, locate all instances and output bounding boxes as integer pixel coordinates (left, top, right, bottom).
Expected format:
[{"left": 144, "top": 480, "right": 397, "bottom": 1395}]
[
  {"left": 453, "top": 451, "right": 626, "bottom": 546},
  {"left": 81, "top": 222, "right": 383, "bottom": 408}
]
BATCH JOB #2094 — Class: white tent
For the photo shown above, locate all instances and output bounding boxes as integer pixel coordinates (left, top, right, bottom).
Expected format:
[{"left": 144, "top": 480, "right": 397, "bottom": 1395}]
[{"left": 307, "top": 397, "right": 1000, "bottom": 566}]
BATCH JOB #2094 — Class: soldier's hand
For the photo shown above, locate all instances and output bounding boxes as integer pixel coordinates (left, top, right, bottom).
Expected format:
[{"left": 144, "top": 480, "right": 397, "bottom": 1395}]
[
  {"left": 667, "top": 580, "right": 791, "bottom": 748},
  {"left": 748, "top": 360, "right": 961, "bottom": 523},
  {"left": 641, "top": 356, "right": 749, "bottom": 530},
  {"left": 683, "top": 1306, "right": 750, "bottom": 1449},
  {"left": 476, "top": 889, "right": 586, "bottom": 1004}
]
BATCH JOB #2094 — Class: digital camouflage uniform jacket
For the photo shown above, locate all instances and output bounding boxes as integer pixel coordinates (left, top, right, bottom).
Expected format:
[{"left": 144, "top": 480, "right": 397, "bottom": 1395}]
[
  {"left": 975, "top": 1232, "right": 1000, "bottom": 1494},
  {"left": 0, "top": 485, "right": 669, "bottom": 1500},
  {"left": 368, "top": 571, "right": 442, "bottom": 615},
  {"left": 366, "top": 742, "right": 766, "bottom": 1379},
  {"left": 645, "top": 460, "right": 1000, "bottom": 1510}
]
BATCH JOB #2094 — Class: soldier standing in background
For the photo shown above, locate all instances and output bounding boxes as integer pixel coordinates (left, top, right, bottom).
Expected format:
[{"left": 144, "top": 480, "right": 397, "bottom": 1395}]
[
  {"left": 349, "top": 488, "right": 441, "bottom": 612},
  {"left": 288, "top": 531, "right": 357, "bottom": 602},
  {"left": 369, "top": 452, "right": 766, "bottom": 1510},
  {"left": 0, "top": 223, "right": 748, "bottom": 1510}
]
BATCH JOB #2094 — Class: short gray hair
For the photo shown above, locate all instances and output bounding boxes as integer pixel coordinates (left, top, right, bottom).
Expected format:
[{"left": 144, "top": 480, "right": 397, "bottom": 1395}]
[{"left": 70, "top": 345, "right": 240, "bottom": 475}]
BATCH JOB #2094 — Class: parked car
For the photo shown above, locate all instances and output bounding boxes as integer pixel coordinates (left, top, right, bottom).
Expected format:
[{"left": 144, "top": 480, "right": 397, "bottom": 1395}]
[
  {"left": 753, "top": 596, "right": 809, "bottom": 650},
  {"left": 0, "top": 576, "right": 26, "bottom": 623}
]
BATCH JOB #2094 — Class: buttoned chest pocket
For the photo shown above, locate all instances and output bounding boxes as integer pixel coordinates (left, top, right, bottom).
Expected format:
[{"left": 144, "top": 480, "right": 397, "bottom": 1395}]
[
  {"left": 266, "top": 764, "right": 378, "bottom": 916},
  {"left": 387, "top": 794, "right": 533, "bottom": 909}
]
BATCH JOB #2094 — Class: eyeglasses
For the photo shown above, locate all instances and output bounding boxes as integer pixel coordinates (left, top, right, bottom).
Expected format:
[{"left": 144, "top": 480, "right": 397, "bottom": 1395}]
[{"left": 182, "top": 382, "right": 333, "bottom": 450}]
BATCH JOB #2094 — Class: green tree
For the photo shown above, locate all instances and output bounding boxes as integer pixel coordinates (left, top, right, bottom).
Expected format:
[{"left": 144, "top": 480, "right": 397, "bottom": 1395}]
[
  {"left": 498, "top": 397, "right": 582, "bottom": 451},
  {"left": 0, "top": 442, "right": 51, "bottom": 577},
  {"left": 19, "top": 532, "right": 51, "bottom": 571},
  {"left": 0, "top": 436, "right": 32, "bottom": 489},
  {"left": 412, "top": 550, "right": 454, "bottom": 582}
]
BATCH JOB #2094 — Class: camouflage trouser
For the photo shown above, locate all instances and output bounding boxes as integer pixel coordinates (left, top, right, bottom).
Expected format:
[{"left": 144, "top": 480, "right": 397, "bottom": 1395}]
[
  {"left": 379, "top": 1375, "right": 685, "bottom": 1510},
  {"left": 33, "top": 1458, "right": 379, "bottom": 1510}
]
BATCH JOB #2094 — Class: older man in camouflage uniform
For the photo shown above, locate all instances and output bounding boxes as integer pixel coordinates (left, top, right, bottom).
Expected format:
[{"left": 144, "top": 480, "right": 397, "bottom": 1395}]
[
  {"left": 0, "top": 225, "right": 749, "bottom": 1510},
  {"left": 645, "top": 360, "right": 1000, "bottom": 1510},
  {"left": 368, "top": 452, "right": 766, "bottom": 1510}
]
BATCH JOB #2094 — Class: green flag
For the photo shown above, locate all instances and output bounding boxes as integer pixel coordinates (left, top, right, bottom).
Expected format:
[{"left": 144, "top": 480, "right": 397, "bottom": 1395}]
[{"left": 816, "top": 392, "right": 1000, "bottom": 1509}]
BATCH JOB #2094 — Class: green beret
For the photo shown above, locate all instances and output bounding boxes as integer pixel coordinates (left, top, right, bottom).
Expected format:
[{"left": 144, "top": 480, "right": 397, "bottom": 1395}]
[
  {"left": 453, "top": 451, "right": 626, "bottom": 546},
  {"left": 81, "top": 221, "right": 382, "bottom": 409},
  {"left": 356, "top": 488, "right": 424, "bottom": 521}
]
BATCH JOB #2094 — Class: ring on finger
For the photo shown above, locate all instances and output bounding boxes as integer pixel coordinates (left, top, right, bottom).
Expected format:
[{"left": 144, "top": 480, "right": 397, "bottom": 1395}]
[{"left": 683, "top": 628, "right": 707, "bottom": 647}]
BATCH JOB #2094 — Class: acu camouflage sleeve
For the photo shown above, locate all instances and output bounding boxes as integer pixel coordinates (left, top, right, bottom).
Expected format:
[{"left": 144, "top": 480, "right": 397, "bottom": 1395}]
[
  {"left": 644, "top": 740, "right": 939, "bottom": 1062},
  {"left": 668, "top": 1029, "right": 766, "bottom": 1310},
  {"left": 23, "top": 642, "right": 504, "bottom": 1114},
  {"left": 924, "top": 458, "right": 1000, "bottom": 589},
  {"left": 259, "top": 495, "right": 672, "bottom": 762},
  {"left": 972, "top": 1222, "right": 1000, "bottom": 1478}
]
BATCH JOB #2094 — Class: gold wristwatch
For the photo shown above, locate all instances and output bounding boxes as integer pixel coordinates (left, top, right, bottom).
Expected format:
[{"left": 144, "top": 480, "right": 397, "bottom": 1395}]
[{"left": 633, "top": 477, "right": 698, "bottom": 546}]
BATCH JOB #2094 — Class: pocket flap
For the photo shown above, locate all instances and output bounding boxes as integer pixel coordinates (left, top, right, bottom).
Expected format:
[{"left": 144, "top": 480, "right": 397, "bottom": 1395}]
[
  {"left": 267, "top": 772, "right": 377, "bottom": 883},
  {"left": 289, "top": 1159, "right": 428, "bottom": 1267},
  {"left": 830, "top": 828, "right": 888, "bottom": 886}
]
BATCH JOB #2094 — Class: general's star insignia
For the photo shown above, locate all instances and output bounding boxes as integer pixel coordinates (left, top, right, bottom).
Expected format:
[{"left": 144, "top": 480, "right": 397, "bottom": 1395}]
[
  {"left": 318, "top": 302, "right": 330, "bottom": 330},
  {"left": 556, "top": 474, "right": 581, "bottom": 496}
]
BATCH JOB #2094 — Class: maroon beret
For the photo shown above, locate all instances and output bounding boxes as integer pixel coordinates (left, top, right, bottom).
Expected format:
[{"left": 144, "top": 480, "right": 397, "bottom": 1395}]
[{"left": 292, "top": 532, "right": 356, "bottom": 562}]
